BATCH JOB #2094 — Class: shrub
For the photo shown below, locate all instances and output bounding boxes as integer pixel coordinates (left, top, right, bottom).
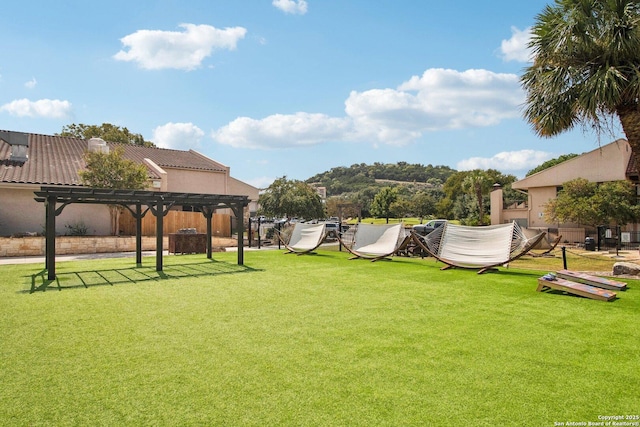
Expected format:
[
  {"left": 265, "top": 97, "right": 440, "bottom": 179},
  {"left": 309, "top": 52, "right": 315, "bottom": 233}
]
[{"left": 64, "top": 221, "right": 89, "bottom": 236}]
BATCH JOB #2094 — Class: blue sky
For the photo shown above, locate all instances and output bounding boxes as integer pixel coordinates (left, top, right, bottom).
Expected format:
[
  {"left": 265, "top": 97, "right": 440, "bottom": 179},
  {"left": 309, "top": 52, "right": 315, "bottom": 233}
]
[{"left": 0, "top": 0, "right": 624, "bottom": 189}]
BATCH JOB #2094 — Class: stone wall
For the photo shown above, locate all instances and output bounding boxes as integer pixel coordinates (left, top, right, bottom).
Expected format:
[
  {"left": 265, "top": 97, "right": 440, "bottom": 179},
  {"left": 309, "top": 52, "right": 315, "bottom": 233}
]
[{"left": 0, "top": 236, "right": 168, "bottom": 257}]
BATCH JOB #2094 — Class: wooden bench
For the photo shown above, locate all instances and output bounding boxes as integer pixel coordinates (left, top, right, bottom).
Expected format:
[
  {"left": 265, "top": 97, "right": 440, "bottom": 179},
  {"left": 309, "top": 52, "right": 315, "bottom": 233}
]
[
  {"left": 556, "top": 269, "right": 627, "bottom": 291},
  {"left": 537, "top": 277, "right": 617, "bottom": 302}
]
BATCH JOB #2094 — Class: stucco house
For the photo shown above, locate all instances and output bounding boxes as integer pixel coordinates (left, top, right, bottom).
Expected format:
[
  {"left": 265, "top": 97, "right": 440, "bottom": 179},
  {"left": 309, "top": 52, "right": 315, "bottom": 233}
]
[
  {"left": 491, "top": 138, "right": 638, "bottom": 245},
  {"left": 0, "top": 130, "right": 259, "bottom": 237}
]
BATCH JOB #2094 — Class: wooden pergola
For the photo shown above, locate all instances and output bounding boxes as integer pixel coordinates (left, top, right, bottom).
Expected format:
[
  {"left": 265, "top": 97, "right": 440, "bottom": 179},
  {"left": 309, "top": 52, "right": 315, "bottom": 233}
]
[{"left": 34, "top": 186, "right": 249, "bottom": 280}]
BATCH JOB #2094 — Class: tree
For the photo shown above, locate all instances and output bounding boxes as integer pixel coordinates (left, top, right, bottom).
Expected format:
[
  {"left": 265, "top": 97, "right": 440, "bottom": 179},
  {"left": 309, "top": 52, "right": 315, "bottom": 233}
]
[
  {"left": 390, "top": 196, "right": 413, "bottom": 219},
  {"left": 325, "top": 196, "right": 361, "bottom": 220},
  {"left": 544, "top": 178, "right": 640, "bottom": 227},
  {"left": 462, "top": 170, "right": 492, "bottom": 225},
  {"left": 412, "top": 191, "right": 437, "bottom": 222},
  {"left": 60, "top": 123, "right": 154, "bottom": 147},
  {"left": 79, "top": 146, "right": 149, "bottom": 235},
  {"left": 544, "top": 178, "right": 599, "bottom": 227},
  {"left": 522, "top": 0, "right": 640, "bottom": 160},
  {"left": 370, "top": 187, "right": 398, "bottom": 223},
  {"left": 593, "top": 180, "right": 640, "bottom": 226},
  {"left": 259, "top": 177, "right": 325, "bottom": 220}
]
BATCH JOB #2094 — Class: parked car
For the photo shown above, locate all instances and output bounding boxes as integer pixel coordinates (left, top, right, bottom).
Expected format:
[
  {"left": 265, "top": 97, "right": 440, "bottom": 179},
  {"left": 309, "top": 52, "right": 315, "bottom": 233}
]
[
  {"left": 412, "top": 219, "right": 447, "bottom": 236},
  {"left": 323, "top": 222, "right": 340, "bottom": 239}
]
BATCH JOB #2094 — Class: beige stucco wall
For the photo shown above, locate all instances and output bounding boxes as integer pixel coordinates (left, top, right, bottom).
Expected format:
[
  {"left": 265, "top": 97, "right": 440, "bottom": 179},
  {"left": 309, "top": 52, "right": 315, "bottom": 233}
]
[
  {"left": 164, "top": 168, "right": 228, "bottom": 194},
  {"left": 0, "top": 186, "right": 111, "bottom": 237},
  {"left": 526, "top": 186, "right": 559, "bottom": 228},
  {"left": 229, "top": 177, "right": 260, "bottom": 214}
]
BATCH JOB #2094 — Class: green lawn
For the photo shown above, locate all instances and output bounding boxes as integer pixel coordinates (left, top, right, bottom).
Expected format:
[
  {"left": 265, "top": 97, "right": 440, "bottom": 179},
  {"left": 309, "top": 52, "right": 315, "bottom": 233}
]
[{"left": 1, "top": 250, "right": 638, "bottom": 426}]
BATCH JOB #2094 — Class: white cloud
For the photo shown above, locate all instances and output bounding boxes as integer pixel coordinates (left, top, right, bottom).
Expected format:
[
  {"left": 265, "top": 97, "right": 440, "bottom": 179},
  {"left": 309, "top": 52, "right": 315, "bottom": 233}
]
[
  {"left": 246, "top": 176, "right": 276, "bottom": 189},
  {"left": 152, "top": 122, "right": 204, "bottom": 149},
  {"left": 114, "top": 23, "right": 247, "bottom": 70},
  {"left": 0, "top": 98, "right": 72, "bottom": 118},
  {"left": 499, "top": 26, "right": 532, "bottom": 62},
  {"left": 457, "top": 149, "right": 553, "bottom": 172},
  {"left": 349, "top": 68, "right": 523, "bottom": 144},
  {"left": 24, "top": 78, "right": 37, "bottom": 89},
  {"left": 213, "top": 112, "right": 353, "bottom": 149},
  {"left": 212, "top": 68, "right": 523, "bottom": 150},
  {"left": 273, "top": 0, "right": 308, "bottom": 15}
]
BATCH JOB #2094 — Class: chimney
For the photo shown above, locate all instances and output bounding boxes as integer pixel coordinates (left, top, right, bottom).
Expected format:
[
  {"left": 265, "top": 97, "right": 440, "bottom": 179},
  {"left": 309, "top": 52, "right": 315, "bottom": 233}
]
[
  {"left": 87, "top": 137, "right": 109, "bottom": 154},
  {"left": 0, "top": 131, "right": 29, "bottom": 163}
]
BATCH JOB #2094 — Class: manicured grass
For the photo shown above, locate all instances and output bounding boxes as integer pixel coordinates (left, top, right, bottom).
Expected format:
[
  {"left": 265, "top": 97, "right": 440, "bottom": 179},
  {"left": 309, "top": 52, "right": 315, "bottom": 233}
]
[{"left": 1, "top": 250, "right": 639, "bottom": 426}]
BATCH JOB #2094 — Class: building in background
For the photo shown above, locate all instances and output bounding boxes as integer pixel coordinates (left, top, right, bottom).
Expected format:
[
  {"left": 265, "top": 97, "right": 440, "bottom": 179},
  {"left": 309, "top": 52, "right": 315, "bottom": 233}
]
[{"left": 0, "top": 130, "right": 259, "bottom": 237}]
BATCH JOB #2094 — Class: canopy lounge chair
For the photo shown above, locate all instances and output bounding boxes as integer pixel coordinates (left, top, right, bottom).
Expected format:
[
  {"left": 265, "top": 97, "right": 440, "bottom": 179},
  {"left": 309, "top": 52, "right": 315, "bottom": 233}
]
[
  {"left": 338, "top": 222, "right": 406, "bottom": 261},
  {"left": 276, "top": 222, "right": 327, "bottom": 255},
  {"left": 412, "top": 222, "right": 545, "bottom": 274}
]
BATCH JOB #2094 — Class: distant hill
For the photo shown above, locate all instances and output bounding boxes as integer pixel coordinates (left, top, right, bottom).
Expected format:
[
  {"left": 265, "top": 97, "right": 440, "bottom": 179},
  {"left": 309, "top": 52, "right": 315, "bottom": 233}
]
[{"left": 305, "top": 162, "right": 456, "bottom": 196}]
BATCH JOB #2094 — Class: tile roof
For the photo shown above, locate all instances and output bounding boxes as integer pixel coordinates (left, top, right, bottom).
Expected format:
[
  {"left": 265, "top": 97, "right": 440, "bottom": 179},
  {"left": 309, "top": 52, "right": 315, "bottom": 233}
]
[
  {"left": 626, "top": 153, "right": 638, "bottom": 181},
  {"left": 0, "top": 131, "right": 227, "bottom": 186},
  {"left": 117, "top": 144, "right": 227, "bottom": 173}
]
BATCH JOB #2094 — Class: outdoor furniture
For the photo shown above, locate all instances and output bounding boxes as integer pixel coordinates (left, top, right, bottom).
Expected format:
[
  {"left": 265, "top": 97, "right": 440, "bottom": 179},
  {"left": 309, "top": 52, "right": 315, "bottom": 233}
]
[
  {"left": 412, "top": 222, "right": 545, "bottom": 274},
  {"left": 277, "top": 222, "right": 327, "bottom": 255},
  {"left": 537, "top": 273, "right": 617, "bottom": 302},
  {"left": 556, "top": 269, "right": 627, "bottom": 291},
  {"left": 338, "top": 223, "right": 406, "bottom": 261},
  {"left": 169, "top": 231, "right": 208, "bottom": 254}
]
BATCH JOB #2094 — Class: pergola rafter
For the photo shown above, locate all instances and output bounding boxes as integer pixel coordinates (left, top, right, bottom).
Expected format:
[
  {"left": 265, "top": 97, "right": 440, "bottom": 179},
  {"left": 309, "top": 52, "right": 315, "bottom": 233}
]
[{"left": 34, "top": 186, "right": 249, "bottom": 280}]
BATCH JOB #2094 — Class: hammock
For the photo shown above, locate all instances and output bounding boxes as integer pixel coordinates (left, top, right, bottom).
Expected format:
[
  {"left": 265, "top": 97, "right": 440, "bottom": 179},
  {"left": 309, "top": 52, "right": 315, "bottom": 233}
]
[
  {"left": 412, "top": 222, "right": 545, "bottom": 273},
  {"left": 276, "top": 222, "right": 327, "bottom": 255},
  {"left": 338, "top": 223, "right": 406, "bottom": 261},
  {"left": 530, "top": 234, "right": 562, "bottom": 257}
]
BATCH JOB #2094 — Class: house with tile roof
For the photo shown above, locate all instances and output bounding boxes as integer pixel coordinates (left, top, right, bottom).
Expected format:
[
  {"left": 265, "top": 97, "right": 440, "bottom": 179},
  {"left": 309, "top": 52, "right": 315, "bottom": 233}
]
[
  {"left": 0, "top": 130, "right": 259, "bottom": 237},
  {"left": 490, "top": 138, "right": 639, "bottom": 245}
]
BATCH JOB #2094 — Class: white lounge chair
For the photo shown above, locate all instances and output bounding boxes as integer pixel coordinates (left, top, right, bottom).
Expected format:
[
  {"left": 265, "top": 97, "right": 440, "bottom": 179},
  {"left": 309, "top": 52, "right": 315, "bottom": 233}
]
[
  {"left": 412, "top": 222, "right": 545, "bottom": 273},
  {"left": 339, "top": 223, "right": 406, "bottom": 261},
  {"left": 277, "top": 222, "right": 327, "bottom": 255}
]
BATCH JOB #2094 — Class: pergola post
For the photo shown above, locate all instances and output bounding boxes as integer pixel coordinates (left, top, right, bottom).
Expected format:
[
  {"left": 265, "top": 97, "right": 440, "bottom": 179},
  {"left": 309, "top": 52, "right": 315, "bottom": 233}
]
[
  {"left": 45, "top": 195, "right": 57, "bottom": 280},
  {"left": 234, "top": 204, "right": 245, "bottom": 265},
  {"left": 156, "top": 198, "right": 164, "bottom": 272},
  {"left": 203, "top": 207, "right": 213, "bottom": 259},
  {"left": 136, "top": 203, "right": 142, "bottom": 266}
]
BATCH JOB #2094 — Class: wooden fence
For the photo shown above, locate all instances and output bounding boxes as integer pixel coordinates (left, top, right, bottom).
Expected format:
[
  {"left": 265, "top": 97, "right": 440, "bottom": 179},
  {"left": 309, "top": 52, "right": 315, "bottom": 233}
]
[{"left": 120, "top": 210, "right": 232, "bottom": 237}]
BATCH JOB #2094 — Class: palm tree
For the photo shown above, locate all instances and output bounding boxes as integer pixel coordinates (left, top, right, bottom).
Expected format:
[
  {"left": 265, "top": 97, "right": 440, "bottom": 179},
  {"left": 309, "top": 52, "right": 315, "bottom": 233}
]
[
  {"left": 462, "top": 170, "right": 492, "bottom": 225},
  {"left": 522, "top": 0, "right": 640, "bottom": 157}
]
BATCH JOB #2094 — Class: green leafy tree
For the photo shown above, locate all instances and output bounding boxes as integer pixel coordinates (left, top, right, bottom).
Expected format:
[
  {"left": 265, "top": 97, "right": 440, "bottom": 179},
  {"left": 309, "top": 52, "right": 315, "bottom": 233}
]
[
  {"left": 592, "top": 180, "right": 640, "bottom": 226},
  {"left": 60, "top": 123, "right": 154, "bottom": 147},
  {"left": 412, "top": 191, "right": 437, "bottom": 222},
  {"left": 325, "top": 196, "right": 361, "bottom": 220},
  {"left": 259, "top": 177, "right": 325, "bottom": 220},
  {"left": 370, "top": 187, "right": 398, "bottom": 223},
  {"left": 79, "top": 146, "right": 149, "bottom": 235},
  {"left": 544, "top": 178, "right": 640, "bottom": 227},
  {"left": 522, "top": 0, "right": 640, "bottom": 159},
  {"left": 544, "top": 178, "right": 598, "bottom": 227},
  {"left": 390, "top": 196, "right": 412, "bottom": 219},
  {"left": 437, "top": 171, "right": 467, "bottom": 219}
]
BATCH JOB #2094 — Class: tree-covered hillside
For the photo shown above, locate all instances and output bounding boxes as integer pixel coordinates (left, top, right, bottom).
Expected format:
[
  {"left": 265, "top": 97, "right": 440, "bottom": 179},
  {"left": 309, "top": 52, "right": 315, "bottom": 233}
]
[{"left": 306, "top": 162, "right": 456, "bottom": 196}]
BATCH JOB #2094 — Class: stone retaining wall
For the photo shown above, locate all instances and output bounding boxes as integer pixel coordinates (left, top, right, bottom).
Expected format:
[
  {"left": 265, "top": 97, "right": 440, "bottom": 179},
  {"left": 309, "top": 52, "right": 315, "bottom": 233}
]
[{"left": 0, "top": 236, "right": 168, "bottom": 257}]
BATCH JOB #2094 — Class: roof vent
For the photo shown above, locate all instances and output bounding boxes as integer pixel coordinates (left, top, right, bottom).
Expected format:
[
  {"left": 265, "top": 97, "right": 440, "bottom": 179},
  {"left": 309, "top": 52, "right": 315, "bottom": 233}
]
[
  {"left": 0, "top": 131, "right": 29, "bottom": 163},
  {"left": 87, "top": 137, "right": 109, "bottom": 154}
]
